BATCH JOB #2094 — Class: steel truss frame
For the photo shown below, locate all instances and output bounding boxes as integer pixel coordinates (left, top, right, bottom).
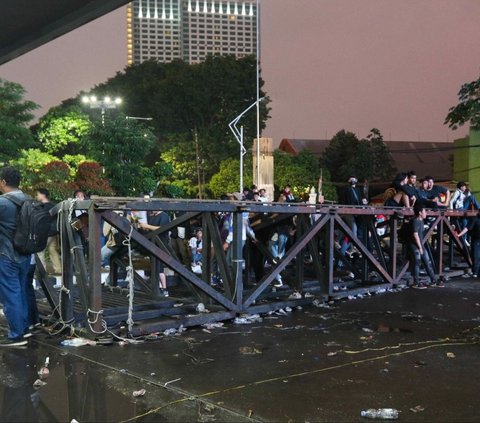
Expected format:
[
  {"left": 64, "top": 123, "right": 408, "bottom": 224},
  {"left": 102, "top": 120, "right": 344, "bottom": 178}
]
[{"left": 42, "top": 198, "right": 473, "bottom": 337}]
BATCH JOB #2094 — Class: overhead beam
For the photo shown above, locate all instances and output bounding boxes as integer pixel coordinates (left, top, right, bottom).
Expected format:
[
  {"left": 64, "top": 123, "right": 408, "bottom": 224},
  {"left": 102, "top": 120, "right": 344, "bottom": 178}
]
[{"left": 0, "top": 0, "right": 130, "bottom": 65}]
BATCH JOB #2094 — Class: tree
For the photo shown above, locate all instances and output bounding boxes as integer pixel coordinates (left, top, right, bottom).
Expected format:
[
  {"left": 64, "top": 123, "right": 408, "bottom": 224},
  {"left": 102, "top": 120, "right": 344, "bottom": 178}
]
[
  {"left": 321, "top": 130, "right": 359, "bottom": 182},
  {"left": 36, "top": 161, "right": 77, "bottom": 202},
  {"left": 445, "top": 77, "right": 480, "bottom": 130},
  {"left": 0, "top": 78, "right": 38, "bottom": 162},
  {"left": 321, "top": 129, "right": 394, "bottom": 183},
  {"left": 75, "top": 162, "right": 114, "bottom": 196},
  {"left": 35, "top": 106, "right": 92, "bottom": 156},
  {"left": 11, "top": 149, "right": 57, "bottom": 192},
  {"left": 209, "top": 157, "right": 253, "bottom": 198},
  {"left": 359, "top": 128, "right": 395, "bottom": 181},
  {"left": 159, "top": 133, "right": 200, "bottom": 198},
  {"left": 63, "top": 154, "right": 89, "bottom": 177},
  {"left": 274, "top": 150, "right": 337, "bottom": 202},
  {"left": 89, "top": 56, "right": 270, "bottom": 197},
  {"left": 84, "top": 115, "right": 156, "bottom": 196}
]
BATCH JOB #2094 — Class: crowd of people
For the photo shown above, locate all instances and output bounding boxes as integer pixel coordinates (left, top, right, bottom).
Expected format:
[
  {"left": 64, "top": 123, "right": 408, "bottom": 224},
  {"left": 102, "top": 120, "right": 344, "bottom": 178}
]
[{"left": 1, "top": 163, "right": 480, "bottom": 346}]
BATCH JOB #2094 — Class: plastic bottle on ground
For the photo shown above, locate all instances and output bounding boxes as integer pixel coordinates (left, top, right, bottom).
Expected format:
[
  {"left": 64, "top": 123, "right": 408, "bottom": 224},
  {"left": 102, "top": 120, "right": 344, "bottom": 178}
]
[{"left": 360, "top": 408, "right": 399, "bottom": 419}]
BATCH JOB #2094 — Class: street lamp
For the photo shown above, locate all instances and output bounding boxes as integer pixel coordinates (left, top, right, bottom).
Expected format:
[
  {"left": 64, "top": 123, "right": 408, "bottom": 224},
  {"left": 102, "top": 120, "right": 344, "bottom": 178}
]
[{"left": 81, "top": 95, "right": 122, "bottom": 126}]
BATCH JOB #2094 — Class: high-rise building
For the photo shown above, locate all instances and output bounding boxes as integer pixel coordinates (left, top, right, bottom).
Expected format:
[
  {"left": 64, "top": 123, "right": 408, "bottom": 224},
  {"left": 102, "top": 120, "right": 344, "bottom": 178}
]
[{"left": 127, "top": 0, "right": 258, "bottom": 65}]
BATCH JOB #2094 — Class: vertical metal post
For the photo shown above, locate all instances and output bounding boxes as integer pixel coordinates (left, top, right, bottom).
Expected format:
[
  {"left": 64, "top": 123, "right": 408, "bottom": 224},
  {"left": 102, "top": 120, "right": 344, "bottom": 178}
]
[
  {"left": 294, "top": 216, "right": 305, "bottom": 293},
  {"left": 61, "top": 207, "right": 74, "bottom": 322},
  {"left": 202, "top": 213, "right": 212, "bottom": 288},
  {"left": 151, "top": 256, "right": 160, "bottom": 298},
  {"left": 326, "top": 214, "right": 335, "bottom": 295},
  {"left": 389, "top": 217, "right": 398, "bottom": 281},
  {"left": 232, "top": 211, "right": 244, "bottom": 310},
  {"left": 240, "top": 125, "right": 244, "bottom": 193},
  {"left": 88, "top": 206, "right": 103, "bottom": 334},
  {"left": 255, "top": 0, "right": 261, "bottom": 186},
  {"left": 435, "top": 216, "right": 444, "bottom": 275},
  {"left": 194, "top": 128, "right": 203, "bottom": 199}
]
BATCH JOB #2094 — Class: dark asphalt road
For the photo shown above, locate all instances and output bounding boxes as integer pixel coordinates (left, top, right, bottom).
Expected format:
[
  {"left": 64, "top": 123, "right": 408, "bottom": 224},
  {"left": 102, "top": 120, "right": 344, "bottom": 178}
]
[{"left": 1, "top": 278, "right": 479, "bottom": 422}]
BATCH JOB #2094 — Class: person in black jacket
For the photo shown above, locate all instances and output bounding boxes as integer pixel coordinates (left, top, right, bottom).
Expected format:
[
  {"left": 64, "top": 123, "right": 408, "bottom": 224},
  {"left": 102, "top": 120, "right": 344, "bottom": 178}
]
[
  {"left": 457, "top": 211, "right": 480, "bottom": 278},
  {"left": 339, "top": 176, "right": 368, "bottom": 265}
]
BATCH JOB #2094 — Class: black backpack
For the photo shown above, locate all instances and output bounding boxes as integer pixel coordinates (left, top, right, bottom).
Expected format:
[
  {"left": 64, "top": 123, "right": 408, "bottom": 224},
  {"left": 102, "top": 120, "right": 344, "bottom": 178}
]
[
  {"left": 398, "top": 219, "right": 414, "bottom": 244},
  {"left": 5, "top": 194, "right": 54, "bottom": 255}
]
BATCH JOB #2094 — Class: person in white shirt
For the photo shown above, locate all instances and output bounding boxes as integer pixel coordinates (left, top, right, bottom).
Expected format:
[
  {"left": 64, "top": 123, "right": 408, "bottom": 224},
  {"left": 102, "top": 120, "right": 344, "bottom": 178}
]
[{"left": 189, "top": 229, "right": 203, "bottom": 264}]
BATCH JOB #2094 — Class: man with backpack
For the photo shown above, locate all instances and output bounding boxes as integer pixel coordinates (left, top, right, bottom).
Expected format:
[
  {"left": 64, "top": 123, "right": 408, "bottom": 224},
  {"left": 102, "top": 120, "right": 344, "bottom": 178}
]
[{"left": 0, "top": 167, "right": 31, "bottom": 346}]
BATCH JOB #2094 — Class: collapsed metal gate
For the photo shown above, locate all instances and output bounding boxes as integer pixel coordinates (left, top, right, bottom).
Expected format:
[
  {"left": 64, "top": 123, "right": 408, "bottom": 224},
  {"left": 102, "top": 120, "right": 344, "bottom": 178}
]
[{"left": 36, "top": 198, "right": 473, "bottom": 338}]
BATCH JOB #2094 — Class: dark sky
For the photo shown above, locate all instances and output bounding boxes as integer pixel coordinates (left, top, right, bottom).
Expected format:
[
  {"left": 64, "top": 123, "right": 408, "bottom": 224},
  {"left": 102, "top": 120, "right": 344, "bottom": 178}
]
[{"left": 1, "top": 0, "right": 479, "bottom": 144}]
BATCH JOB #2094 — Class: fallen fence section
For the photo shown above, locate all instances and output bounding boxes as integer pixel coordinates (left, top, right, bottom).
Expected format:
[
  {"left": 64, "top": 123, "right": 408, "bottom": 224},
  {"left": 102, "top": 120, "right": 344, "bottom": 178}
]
[{"left": 36, "top": 197, "right": 473, "bottom": 338}]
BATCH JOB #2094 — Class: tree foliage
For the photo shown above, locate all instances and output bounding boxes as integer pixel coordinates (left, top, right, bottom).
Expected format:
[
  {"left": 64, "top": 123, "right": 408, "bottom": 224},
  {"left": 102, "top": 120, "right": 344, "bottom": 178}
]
[
  {"left": 36, "top": 161, "right": 77, "bottom": 202},
  {"left": 0, "top": 78, "right": 38, "bottom": 162},
  {"left": 209, "top": 157, "right": 253, "bottom": 198},
  {"left": 321, "top": 129, "right": 394, "bottom": 183},
  {"left": 35, "top": 106, "right": 92, "bottom": 155},
  {"left": 75, "top": 162, "right": 114, "bottom": 196},
  {"left": 274, "top": 150, "right": 337, "bottom": 202},
  {"left": 89, "top": 56, "right": 270, "bottom": 197},
  {"left": 11, "top": 149, "right": 57, "bottom": 191},
  {"left": 84, "top": 115, "right": 157, "bottom": 196},
  {"left": 445, "top": 77, "right": 480, "bottom": 130}
]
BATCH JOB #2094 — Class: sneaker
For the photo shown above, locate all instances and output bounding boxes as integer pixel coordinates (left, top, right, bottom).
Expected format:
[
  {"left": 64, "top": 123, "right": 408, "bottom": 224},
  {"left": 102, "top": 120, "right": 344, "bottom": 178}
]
[
  {"left": 288, "top": 291, "right": 302, "bottom": 300},
  {"left": 433, "top": 280, "right": 445, "bottom": 288},
  {"left": 304, "top": 292, "right": 314, "bottom": 298},
  {"left": 162, "top": 289, "right": 169, "bottom": 297},
  {"left": 0, "top": 337, "right": 27, "bottom": 347},
  {"left": 412, "top": 283, "right": 428, "bottom": 290},
  {"left": 24, "top": 323, "right": 43, "bottom": 338},
  {"left": 274, "top": 279, "right": 283, "bottom": 288}
]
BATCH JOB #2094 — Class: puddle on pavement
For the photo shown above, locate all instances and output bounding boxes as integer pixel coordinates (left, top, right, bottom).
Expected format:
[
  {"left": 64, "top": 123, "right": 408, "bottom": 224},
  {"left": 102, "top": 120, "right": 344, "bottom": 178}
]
[{"left": 0, "top": 346, "right": 172, "bottom": 423}]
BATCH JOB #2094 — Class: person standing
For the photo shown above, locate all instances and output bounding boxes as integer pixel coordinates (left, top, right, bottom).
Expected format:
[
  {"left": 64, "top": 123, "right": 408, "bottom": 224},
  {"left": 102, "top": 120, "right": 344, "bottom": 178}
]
[
  {"left": 457, "top": 211, "right": 480, "bottom": 278},
  {"left": 140, "top": 211, "right": 171, "bottom": 297},
  {"left": 0, "top": 166, "right": 30, "bottom": 346},
  {"left": 409, "top": 205, "right": 441, "bottom": 289},
  {"left": 340, "top": 176, "right": 367, "bottom": 261},
  {"left": 35, "top": 188, "right": 61, "bottom": 274}
]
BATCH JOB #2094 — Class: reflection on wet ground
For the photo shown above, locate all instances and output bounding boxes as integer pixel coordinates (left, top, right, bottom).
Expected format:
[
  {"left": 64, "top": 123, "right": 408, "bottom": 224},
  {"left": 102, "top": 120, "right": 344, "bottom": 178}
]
[{"left": 1, "top": 279, "right": 480, "bottom": 422}]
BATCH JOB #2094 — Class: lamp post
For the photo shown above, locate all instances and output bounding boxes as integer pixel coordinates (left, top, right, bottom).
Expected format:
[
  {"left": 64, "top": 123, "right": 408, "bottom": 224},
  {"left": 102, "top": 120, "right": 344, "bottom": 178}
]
[
  {"left": 255, "top": 0, "right": 261, "bottom": 186},
  {"left": 81, "top": 95, "right": 122, "bottom": 126},
  {"left": 229, "top": 97, "right": 264, "bottom": 193}
]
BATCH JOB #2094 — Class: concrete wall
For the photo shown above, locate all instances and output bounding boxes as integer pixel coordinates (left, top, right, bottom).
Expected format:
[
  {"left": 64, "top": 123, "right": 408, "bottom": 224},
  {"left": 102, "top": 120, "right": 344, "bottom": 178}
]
[
  {"left": 253, "top": 137, "right": 275, "bottom": 201},
  {"left": 454, "top": 129, "right": 480, "bottom": 195}
]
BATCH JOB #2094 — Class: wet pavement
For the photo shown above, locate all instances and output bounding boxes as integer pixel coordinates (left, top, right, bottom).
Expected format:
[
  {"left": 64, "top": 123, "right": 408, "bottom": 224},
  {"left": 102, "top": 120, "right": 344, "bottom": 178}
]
[{"left": 1, "top": 278, "right": 480, "bottom": 422}]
